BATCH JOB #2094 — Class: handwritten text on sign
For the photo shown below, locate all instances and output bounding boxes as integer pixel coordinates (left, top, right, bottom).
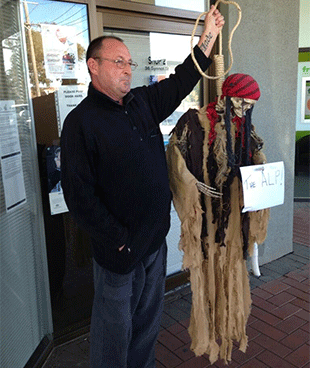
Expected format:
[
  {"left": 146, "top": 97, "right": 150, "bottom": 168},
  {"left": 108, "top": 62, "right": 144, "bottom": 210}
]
[{"left": 240, "top": 161, "right": 285, "bottom": 213}]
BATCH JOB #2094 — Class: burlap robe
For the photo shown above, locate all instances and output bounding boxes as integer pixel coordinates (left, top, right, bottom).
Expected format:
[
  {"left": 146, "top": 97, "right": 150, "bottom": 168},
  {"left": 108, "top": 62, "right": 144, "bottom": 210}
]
[{"left": 166, "top": 106, "right": 269, "bottom": 364}]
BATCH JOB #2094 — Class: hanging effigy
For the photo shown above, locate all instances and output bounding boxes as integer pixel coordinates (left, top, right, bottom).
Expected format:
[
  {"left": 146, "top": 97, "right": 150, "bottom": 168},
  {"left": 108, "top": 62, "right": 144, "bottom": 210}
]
[
  {"left": 166, "top": 1, "right": 270, "bottom": 365},
  {"left": 167, "top": 73, "right": 270, "bottom": 365}
]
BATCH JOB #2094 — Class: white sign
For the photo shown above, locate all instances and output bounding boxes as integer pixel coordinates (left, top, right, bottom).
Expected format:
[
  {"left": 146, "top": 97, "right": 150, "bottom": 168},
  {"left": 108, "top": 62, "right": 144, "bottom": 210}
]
[
  {"left": 41, "top": 24, "right": 78, "bottom": 80},
  {"left": 49, "top": 191, "right": 68, "bottom": 215},
  {"left": 240, "top": 162, "right": 285, "bottom": 213},
  {"left": 0, "top": 100, "right": 21, "bottom": 156},
  {"left": 0, "top": 100, "right": 27, "bottom": 212},
  {"left": 46, "top": 145, "right": 68, "bottom": 215},
  {"left": 55, "top": 85, "right": 87, "bottom": 136}
]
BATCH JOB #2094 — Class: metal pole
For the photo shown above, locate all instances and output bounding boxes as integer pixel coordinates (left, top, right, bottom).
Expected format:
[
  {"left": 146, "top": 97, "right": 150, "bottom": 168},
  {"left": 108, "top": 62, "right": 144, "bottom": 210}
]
[{"left": 23, "top": 1, "right": 40, "bottom": 97}]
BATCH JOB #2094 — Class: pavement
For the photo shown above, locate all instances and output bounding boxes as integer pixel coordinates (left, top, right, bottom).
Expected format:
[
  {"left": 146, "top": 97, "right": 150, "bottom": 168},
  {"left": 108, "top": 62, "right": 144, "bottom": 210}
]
[{"left": 42, "top": 201, "right": 309, "bottom": 368}]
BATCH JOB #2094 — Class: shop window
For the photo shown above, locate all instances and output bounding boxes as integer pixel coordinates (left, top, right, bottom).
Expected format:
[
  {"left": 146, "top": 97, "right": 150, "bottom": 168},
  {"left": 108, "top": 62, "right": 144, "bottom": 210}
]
[
  {"left": 22, "top": 0, "right": 93, "bottom": 337},
  {"left": 24, "top": 0, "right": 89, "bottom": 99},
  {"left": 0, "top": 0, "right": 51, "bottom": 366}
]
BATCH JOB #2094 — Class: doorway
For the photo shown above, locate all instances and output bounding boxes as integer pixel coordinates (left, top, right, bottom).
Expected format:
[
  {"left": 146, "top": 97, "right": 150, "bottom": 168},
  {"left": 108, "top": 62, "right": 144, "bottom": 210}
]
[{"left": 24, "top": 0, "right": 212, "bottom": 342}]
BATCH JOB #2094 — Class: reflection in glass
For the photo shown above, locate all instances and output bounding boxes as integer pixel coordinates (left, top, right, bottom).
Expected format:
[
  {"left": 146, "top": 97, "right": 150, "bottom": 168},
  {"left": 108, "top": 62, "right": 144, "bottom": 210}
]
[{"left": 22, "top": 0, "right": 90, "bottom": 98}]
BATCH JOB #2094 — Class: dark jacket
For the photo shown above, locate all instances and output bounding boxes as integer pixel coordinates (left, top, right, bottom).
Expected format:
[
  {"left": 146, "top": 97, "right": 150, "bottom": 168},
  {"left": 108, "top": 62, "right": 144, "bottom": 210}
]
[{"left": 61, "top": 45, "right": 211, "bottom": 274}]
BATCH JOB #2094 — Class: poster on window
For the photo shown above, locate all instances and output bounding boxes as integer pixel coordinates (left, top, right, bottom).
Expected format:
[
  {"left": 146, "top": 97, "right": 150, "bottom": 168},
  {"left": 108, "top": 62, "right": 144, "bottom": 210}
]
[
  {"left": 301, "top": 77, "right": 310, "bottom": 123},
  {"left": 0, "top": 100, "right": 27, "bottom": 212},
  {"left": 0, "top": 100, "right": 21, "bottom": 157},
  {"left": 46, "top": 145, "right": 68, "bottom": 215},
  {"left": 41, "top": 24, "right": 78, "bottom": 80},
  {"left": 1, "top": 153, "right": 27, "bottom": 212},
  {"left": 55, "top": 85, "right": 87, "bottom": 136}
]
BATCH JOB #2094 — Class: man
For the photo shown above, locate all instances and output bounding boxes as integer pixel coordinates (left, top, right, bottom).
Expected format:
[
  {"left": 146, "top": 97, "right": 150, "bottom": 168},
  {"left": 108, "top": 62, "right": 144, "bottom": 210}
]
[{"left": 61, "top": 5, "right": 224, "bottom": 368}]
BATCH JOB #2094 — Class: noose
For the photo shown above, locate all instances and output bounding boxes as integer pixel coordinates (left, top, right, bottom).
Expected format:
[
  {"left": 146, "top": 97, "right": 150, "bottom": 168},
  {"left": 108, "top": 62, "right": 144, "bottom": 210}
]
[
  {"left": 191, "top": 0, "right": 242, "bottom": 97},
  {"left": 191, "top": 1, "right": 243, "bottom": 248}
]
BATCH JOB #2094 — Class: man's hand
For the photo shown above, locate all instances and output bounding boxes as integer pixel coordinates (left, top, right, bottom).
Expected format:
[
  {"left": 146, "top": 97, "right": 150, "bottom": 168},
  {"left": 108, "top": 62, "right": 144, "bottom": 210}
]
[{"left": 198, "top": 5, "right": 225, "bottom": 57}]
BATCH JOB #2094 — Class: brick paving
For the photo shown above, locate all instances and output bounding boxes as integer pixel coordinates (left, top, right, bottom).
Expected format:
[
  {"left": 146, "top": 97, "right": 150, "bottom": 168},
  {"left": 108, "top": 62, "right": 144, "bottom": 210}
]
[
  {"left": 43, "top": 202, "right": 309, "bottom": 368},
  {"left": 157, "top": 266, "right": 309, "bottom": 367},
  {"left": 156, "top": 201, "right": 310, "bottom": 368}
]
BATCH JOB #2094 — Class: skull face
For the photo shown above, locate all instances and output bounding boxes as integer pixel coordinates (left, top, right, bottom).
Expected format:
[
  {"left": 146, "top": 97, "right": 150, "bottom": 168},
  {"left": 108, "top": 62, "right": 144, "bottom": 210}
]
[{"left": 230, "top": 97, "right": 256, "bottom": 118}]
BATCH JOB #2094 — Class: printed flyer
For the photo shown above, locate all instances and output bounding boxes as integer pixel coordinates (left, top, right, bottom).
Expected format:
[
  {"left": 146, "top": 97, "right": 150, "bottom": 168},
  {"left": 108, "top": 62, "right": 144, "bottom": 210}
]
[
  {"left": 46, "top": 145, "right": 68, "bottom": 215},
  {"left": 41, "top": 24, "right": 78, "bottom": 80},
  {"left": 0, "top": 100, "right": 27, "bottom": 212}
]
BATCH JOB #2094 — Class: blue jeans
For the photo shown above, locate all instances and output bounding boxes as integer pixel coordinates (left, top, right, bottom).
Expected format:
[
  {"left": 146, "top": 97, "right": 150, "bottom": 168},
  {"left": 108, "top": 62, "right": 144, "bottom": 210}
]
[{"left": 90, "top": 241, "right": 167, "bottom": 368}]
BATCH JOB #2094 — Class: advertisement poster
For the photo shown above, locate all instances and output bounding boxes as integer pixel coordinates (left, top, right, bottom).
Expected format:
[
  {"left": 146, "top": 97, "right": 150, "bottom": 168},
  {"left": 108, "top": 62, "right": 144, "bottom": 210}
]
[
  {"left": 303, "top": 79, "right": 310, "bottom": 122},
  {"left": 41, "top": 24, "right": 78, "bottom": 80},
  {"left": 0, "top": 100, "right": 27, "bottom": 212},
  {"left": 46, "top": 145, "right": 68, "bottom": 215},
  {"left": 55, "top": 85, "right": 87, "bottom": 136},
  {"left": 240, "top": 161, "right": 285, "bottom": 213}
]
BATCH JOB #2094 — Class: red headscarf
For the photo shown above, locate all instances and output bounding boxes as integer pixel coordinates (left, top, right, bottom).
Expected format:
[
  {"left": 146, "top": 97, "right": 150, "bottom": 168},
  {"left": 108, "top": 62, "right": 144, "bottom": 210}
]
[{"left": 222, "top": 73, "right": 260, "bottom": 100}]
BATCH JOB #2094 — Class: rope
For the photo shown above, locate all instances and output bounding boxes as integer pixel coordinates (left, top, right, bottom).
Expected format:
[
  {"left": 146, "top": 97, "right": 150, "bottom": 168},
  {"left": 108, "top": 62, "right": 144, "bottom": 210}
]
[
  {"left": 214, "top": 54, "right": 225, "bottom": 96},
  {"left": 191, "top": 0, "right": 242, "bottom": 81}
]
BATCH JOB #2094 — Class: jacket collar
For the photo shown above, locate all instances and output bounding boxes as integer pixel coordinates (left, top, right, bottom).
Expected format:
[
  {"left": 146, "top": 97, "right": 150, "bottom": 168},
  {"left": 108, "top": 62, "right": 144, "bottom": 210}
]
[{"left": 88, "top": 82, "right": 134, "bottom": 107}]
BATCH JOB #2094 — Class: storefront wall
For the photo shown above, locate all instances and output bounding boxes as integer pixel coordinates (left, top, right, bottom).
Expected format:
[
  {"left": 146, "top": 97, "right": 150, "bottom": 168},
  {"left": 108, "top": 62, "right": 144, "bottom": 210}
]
[{"left": 221, "top": 0, "right": 299, "bottom": 264}]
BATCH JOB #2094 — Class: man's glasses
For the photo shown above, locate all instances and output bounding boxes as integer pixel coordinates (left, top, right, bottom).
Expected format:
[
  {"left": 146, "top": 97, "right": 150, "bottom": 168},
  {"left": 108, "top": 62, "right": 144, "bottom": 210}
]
[{"left": 93, "top": 57, "right": 138, "bottom": 71}]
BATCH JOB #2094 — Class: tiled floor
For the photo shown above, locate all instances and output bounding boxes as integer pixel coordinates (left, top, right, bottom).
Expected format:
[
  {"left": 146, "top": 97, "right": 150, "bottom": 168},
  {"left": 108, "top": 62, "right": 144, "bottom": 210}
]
[{"left": 42, "top": 202, "right": 309, "bottom": 368}]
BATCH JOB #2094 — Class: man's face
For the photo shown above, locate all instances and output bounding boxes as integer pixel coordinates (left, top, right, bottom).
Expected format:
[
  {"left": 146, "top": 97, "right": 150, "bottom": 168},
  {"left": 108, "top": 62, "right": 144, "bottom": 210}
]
[
  {"left": 230, "top": 97, "right": 256, "bottom": 118},
  {"left": 87, "top": 39, "right": 132, "bottom": 102}
]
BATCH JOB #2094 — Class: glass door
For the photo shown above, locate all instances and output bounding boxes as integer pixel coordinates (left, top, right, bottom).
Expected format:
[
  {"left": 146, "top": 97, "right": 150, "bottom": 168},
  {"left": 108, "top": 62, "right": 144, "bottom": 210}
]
[
  {"left": 21, "top": 0, "right": 93, "bottom": 340},
  {"left": 0, "top": 0, "right": 52, "bottom": 366}
]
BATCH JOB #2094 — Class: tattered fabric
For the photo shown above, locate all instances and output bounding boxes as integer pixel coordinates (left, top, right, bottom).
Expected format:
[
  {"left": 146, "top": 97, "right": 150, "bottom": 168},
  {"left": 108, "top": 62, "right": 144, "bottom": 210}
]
[{"left": 166, "top": 106, "right": 269, "bottom": 364}]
